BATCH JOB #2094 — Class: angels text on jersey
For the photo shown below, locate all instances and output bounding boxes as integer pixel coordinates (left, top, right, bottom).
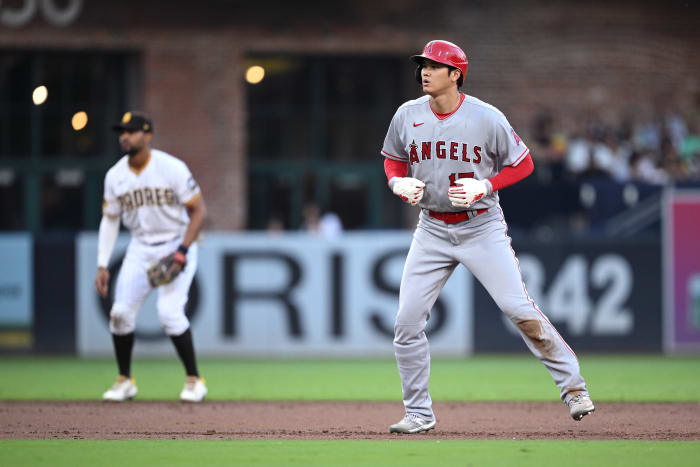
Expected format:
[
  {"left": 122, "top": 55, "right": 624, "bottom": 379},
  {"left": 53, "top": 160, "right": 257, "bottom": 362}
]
[{"left": 406, "top": 140, "right": 483, "bottom": 166}]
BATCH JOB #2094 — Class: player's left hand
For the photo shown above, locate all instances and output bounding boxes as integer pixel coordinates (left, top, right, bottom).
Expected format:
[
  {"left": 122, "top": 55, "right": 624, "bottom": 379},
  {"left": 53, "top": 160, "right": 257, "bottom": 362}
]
[
  {"left": 448, "top": 178, "right": 489, "bottom": 208},
  {"left": 147, "top": 250, "right": 187, "bottom": 287},
  {"left": 95, "top": 267, "right": 110, "bottom": 298}
]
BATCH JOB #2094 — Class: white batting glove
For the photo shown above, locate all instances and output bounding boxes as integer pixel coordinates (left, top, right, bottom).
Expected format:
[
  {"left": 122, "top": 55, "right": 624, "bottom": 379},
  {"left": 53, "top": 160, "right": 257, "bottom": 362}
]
[
  {"left": 390, "top": 177, "right": 425, "bottom": 206},
  {"left": 447, "top": 178, "right": 490, "bottom": 208}
]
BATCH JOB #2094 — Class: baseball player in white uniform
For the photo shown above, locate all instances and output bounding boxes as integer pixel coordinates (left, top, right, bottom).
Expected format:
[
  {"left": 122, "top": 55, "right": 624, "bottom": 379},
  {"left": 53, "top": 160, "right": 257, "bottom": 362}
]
[
  {"left": 382, "top": 41, "right": 595, "bottom": 433},
  {"left": 95, "top": 111, "right": 208, "bottom": 402}
]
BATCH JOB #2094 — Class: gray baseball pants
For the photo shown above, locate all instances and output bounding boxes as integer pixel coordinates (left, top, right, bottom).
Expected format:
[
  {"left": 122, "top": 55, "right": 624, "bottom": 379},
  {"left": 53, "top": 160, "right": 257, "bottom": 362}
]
[{"left": 394, "top": 207, "right": 588, "bottom": 421}]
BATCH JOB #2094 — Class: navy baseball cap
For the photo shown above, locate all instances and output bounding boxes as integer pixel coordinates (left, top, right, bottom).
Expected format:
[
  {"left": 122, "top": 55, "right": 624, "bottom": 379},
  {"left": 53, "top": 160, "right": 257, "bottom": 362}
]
[{"left": 112, "top": 111, "right": 153, "bottom": 133}]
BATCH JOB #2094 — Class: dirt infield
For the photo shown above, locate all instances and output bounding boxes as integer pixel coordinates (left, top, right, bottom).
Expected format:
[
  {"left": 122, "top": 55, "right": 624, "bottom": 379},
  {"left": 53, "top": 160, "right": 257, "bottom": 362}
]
[{"left": 1, "top": 401, "right": 698, "bottom": 440}]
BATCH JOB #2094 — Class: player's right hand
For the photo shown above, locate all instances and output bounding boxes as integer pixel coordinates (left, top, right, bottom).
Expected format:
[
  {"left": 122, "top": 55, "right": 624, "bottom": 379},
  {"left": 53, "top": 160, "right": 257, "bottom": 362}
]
[
  {"left": 95, "top": 267, "right": 110, "bottom": 298},
  {"left": 391, "top": 177, "right": 425, "bottom": 206}
]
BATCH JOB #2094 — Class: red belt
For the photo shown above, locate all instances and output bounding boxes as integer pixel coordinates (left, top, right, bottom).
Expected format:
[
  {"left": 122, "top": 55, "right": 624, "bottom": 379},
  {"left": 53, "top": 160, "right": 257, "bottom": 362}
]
[{"left": 428, "top": 208, "right": 487, "bottom": 224}]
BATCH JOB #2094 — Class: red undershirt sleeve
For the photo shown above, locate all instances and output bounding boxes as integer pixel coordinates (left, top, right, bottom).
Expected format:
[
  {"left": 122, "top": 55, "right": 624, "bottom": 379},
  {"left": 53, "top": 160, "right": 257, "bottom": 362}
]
[
  {"left": 488, "top": 153, "right": 534, "bottom": 193},
  {"left": 384, "top": 154, "right": 532, "bottom": 192},
  {"left": 384, "top": 158, "right": 408, "bottom": 184}
]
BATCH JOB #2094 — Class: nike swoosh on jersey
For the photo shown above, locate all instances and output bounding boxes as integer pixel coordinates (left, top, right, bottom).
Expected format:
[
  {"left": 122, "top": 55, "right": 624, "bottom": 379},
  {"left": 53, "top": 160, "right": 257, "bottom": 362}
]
[{"left": 413, "top": 122, "right": 424, "bottom": 127}]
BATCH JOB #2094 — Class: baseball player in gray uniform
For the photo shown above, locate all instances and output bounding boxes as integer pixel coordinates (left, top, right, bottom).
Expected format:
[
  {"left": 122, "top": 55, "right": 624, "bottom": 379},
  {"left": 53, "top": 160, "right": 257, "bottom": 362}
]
[{"left": 382, "top": 40, "right": 595, "bottom": 433}]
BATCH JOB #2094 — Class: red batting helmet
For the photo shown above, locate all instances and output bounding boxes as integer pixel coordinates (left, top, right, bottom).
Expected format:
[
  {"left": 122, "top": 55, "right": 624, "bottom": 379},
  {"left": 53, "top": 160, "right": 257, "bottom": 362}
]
[{"left": 411, "top": 40, "right": 468, "bottom": 79}]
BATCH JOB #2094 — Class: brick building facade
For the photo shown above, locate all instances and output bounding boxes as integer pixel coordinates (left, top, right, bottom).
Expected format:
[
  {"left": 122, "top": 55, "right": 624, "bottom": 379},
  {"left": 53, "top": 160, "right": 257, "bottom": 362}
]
[{"left": 1, "top": 0, "right": 698, "bottom": 230}]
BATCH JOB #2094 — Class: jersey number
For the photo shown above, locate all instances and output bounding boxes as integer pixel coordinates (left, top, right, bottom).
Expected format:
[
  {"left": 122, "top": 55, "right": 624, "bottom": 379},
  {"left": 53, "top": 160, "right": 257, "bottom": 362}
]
[{"left": 448, "top": 172, "right": 474, "bottom": 186}]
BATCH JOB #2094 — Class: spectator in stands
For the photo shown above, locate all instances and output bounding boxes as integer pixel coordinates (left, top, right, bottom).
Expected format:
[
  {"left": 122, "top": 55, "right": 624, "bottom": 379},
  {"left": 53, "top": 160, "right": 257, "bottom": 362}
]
[
  {"left": 606, "top": 132, "right": 634, "bottom": 183},
  {"left": 302, "top": 203, "right": 343, "bottom": 238},
  {"left": 547, "top": 96, "right": 698, "bottom": 185},
  {"left": 266, "top": 216, "right": 285, "bottom": 234},
  {"left": 628, "top": 150, "right": 670, "bottom": 185},
  {"left": 680, "top": 120, "right": 700, "bottom": 180}
]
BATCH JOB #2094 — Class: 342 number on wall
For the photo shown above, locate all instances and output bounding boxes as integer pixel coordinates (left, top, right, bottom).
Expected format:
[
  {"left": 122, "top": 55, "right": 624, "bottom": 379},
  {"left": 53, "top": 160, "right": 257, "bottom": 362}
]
[{"left": 506, "top": 254, "right": 634, "bottom": 336}]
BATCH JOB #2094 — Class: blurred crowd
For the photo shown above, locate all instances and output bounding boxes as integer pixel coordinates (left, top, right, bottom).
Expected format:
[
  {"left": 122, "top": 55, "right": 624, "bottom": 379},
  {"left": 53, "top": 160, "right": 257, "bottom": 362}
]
[{"left": 528, "top": 97, "right": 700, "bottom": 186}]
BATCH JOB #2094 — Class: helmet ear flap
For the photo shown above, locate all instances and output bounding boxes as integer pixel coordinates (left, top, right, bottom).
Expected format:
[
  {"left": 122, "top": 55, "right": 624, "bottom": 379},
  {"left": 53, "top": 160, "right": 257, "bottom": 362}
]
[{"left": 415, "top": 65, "right": 423, "bottom": 85}]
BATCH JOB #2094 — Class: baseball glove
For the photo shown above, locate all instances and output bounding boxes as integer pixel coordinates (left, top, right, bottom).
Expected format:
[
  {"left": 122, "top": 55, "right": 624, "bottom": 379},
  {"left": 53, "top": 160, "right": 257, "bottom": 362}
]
[{"left": 147, "top": 250, "right": 187, "bottom": 287}]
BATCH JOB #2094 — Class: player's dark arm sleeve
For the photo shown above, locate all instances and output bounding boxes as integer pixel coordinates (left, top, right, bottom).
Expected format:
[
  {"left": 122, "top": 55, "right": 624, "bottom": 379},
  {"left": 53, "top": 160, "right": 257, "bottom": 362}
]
[
  {"left": 384, "top": 158, "right": 408, "bottom": 185},
  {"left": 488, "top": 153, "right": 534, "bottom": 192}
]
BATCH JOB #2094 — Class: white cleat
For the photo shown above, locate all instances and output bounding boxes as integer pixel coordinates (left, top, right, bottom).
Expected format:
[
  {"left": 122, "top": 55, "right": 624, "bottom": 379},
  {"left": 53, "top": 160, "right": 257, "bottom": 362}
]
[
  {"left": 389, "top": 413, "right": 436, "bottom": 434},
  {"left": 180, "top": 378, "right": 207, "bottom": 402},
  {"left": 102, "top": 377, "right": 138, "bottom": 401},
  {"left": 568, "top": 393, "right": 595, "bottom": 421}
]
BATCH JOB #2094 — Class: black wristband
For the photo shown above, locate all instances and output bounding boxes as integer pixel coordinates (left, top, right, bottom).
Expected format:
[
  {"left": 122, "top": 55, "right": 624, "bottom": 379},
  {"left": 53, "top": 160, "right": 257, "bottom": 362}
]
[{"left": 177, "top": 244, "right": 188, "bottom": 255}]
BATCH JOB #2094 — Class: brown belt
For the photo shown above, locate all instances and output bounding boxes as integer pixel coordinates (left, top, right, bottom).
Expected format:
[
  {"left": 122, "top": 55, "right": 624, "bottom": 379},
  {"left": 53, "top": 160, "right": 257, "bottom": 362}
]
[{"left": 427, "top": 208, "right": 488, "bottom": 224}]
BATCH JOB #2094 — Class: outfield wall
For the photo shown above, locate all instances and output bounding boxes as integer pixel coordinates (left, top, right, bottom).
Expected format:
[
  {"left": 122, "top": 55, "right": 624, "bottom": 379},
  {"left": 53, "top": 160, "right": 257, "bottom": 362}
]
[
  {"left": 75, "top": 232, "right": 472, "bottom": 357},
  {"left": 72, "top": 232, "right": 667, "bottom": 357},
  {"left": 3, "top": 189, "right": 700, "bottom": 356}
]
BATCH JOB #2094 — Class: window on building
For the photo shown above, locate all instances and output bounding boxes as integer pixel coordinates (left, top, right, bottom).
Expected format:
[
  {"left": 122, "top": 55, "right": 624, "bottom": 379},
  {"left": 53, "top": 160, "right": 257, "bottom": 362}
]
[
  {"left": 0, "top": 51, "right": 136, "bottom": 231},
  {"left": 246, "top": 54, "right": 416, "bottom": 230}
]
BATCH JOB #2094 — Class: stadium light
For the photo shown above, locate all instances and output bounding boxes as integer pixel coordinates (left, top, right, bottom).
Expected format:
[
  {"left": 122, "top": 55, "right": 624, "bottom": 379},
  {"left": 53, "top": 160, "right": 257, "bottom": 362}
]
[
  {"left": 32, "top": 85, "right": 48, "bottom": 105},
  {"left": 245, "top": 65, "right": 265, "bottom": 84},
  {"left": 72, "top": 111, "right": 88, "bottom": 131}
]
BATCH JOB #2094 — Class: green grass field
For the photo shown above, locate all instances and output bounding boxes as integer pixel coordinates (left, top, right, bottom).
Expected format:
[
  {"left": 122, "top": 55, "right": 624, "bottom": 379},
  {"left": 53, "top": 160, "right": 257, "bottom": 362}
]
[
  {"left": 1, "top": 355, "right": 699, "bottom": 401},
  {"left": 1, "top": 439, "right": 699, "bottom": 467},
  {"left": 1, "top": 355, "right": 699, "bottom": 466}
]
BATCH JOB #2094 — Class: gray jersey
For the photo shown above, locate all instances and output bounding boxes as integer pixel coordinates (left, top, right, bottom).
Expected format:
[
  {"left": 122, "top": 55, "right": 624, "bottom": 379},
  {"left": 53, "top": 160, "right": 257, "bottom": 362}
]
[{"left": 381, "top": 94, "right": 529, "bottom": 212}]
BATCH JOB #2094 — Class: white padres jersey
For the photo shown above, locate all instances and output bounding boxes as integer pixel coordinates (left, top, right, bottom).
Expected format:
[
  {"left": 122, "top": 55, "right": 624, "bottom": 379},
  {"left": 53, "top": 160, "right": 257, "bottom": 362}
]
[
  {"left": 102, "top": 149, "right": 201, "bottom": 244},
  {"left": 381, "top": 93, "right": 529, "bottom": 212}
]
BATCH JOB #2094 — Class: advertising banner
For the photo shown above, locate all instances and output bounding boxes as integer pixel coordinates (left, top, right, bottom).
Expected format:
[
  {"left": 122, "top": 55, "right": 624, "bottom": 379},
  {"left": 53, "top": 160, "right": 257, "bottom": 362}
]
[
  {"left": 474, "top": 238, "right": 662, "bottom": 352},
  {"left": 0, "top": 234, "right": 33, "bottom": 327},
  {"left": 664, "top": 190, "right": 700, "bottom": 353},
  {"left": 76, "top": 232, "right": 473, "bottom": 357}
]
